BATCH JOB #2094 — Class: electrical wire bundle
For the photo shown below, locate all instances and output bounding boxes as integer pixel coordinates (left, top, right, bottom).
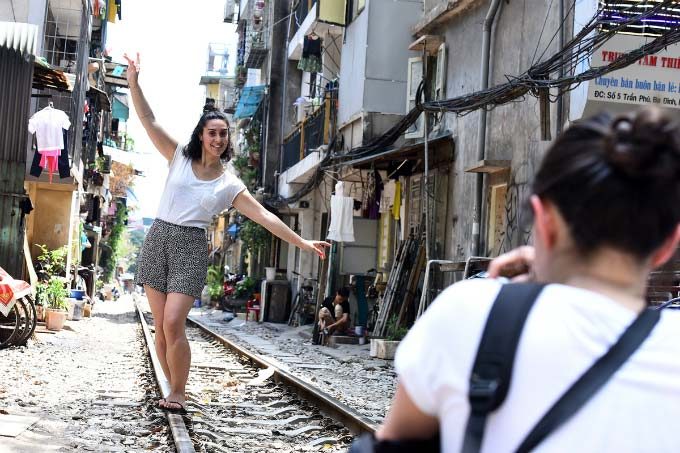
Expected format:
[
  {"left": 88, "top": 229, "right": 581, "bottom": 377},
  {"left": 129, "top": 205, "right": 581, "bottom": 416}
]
[{"left": 421, "top": 0, "right": 680, "bottom": 115}]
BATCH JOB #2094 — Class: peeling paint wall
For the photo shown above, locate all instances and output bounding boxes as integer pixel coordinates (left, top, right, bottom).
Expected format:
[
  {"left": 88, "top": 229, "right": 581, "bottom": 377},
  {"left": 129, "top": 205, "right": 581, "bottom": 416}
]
[{"left": 429, "top": 0, "right": 568, "bottom": 260}]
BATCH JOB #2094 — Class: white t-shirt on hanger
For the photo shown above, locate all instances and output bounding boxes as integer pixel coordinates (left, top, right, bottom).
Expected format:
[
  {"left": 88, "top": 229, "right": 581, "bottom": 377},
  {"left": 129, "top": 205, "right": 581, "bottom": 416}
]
[{"left": 28, "top": 107, "right": 71, "bottom": 152}]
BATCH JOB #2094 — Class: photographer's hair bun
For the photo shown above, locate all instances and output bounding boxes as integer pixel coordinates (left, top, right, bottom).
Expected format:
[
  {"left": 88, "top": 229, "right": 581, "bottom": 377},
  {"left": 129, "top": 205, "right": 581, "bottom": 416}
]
[
  {"left": 203, "top": 102, "right": 218, "bottom": 114},
  {"left": 603, "top": 108, "right": 680, "bottom": 182},
  {"left": 533, "top": 107, "right": 680, "bottom": 259}
]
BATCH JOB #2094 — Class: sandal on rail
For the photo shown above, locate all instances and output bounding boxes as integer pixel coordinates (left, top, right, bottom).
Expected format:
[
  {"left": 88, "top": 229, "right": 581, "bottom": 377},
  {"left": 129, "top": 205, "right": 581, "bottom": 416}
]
[{"left": 164, "top": 401, "right": 188, "bottom": 415}]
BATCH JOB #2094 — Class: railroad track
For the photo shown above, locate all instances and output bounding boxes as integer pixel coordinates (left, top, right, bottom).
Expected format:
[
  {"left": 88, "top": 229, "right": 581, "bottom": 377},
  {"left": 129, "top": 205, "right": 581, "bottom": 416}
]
[{"left": 135, "top": 303, "right": 376, "bottom": 452}]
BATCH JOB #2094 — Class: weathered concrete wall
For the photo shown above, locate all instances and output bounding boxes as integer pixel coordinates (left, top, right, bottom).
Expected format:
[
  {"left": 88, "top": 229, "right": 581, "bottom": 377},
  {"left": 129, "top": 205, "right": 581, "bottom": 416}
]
[
  {"left": 433, "top": 0, "right": 567, "bottom": 260},
  {"left": 26, "top": 183, "right": 74, "bottom": 260},
  {"left": 338, "top": 0, "right": 421, "bottom": 127}
]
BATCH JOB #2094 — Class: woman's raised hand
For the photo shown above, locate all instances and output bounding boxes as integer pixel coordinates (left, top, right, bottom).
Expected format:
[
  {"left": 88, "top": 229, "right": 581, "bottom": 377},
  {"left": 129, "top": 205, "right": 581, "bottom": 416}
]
[
  {"left": 301, "top": 240, "right": 331, "bottom": 260},
  {"left": 123, "top": 52, "right": 141, "bottom": 89}
]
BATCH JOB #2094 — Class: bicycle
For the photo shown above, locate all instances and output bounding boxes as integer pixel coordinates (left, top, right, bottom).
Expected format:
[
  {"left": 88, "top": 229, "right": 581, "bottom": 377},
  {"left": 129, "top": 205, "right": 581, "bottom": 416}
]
[{"left": 288, "top": 271, "right": 318, "bottom": 327}]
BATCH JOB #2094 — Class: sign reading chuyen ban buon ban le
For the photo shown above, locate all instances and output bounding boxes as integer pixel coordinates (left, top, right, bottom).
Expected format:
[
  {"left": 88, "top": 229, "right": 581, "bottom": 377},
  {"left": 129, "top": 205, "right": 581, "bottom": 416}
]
[{"left": 589, "top": 34, "right": 680, "bottom": 109}]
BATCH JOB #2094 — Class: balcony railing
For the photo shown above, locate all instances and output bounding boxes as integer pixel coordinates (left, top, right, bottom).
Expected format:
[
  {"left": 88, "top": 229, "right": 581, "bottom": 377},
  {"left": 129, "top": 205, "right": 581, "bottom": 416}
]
[
  {"left": 281, "top": 99, "right": 331, "bottom": 173},
  {"left": 245, "top": 29, "right": 269, "bottom": 68},
  {"left": 244, "top": 0, "right": 269, "bottom": 68}
]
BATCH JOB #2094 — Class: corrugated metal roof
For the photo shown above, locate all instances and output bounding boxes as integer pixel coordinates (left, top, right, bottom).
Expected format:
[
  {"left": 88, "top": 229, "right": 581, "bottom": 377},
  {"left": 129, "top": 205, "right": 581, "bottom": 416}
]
[{"left": 0, "top": 22, "right": 38, "bottom": 57}]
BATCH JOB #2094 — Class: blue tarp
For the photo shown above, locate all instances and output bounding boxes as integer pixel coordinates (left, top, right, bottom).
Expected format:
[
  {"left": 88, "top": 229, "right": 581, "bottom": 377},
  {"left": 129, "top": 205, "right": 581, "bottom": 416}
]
[
  {"left": 227, "top": 223, "right": 240, "bottom": 238},
  {"left": 234, "top": 85, "right": 266, "bottom": 119}
]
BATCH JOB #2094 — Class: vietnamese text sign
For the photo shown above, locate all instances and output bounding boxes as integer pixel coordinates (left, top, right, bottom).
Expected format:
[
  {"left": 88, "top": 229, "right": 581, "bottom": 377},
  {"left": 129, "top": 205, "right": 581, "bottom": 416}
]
[{"left": 588, "top": 34, "right": 680, "bottom": 109}]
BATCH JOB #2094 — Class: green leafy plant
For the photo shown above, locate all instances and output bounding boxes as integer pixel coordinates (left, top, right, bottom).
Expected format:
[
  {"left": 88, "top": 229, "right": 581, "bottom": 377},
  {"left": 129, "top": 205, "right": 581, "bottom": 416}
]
[
  {"left": 235, "top": 276, "right": 256, "bottom": 298},
  {"left": 238, "top": 220, "right": 270, "bottom": 254},
  {"left": 102, "top": 200, "right": 128, "bottom": 282},
  {"left": 206, "top": 265, "right": 224, "bottom": 300},
  {"left": 45, "top": 276, "right": 69, "bottom": 310},
  {"left": 385, "top": 315, "right": 408, "bottom": 341},
  {"left": 35, "top": 281, "right": 48, "bottom": 306},
  {"left": 36, "top": 244, "right": 68, "bottom": 278}
]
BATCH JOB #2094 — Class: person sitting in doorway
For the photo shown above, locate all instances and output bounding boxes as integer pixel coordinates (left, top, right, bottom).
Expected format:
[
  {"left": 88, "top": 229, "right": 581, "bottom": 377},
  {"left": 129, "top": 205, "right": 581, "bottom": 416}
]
[{"left": 318, "top": 287, "right": 351, "bottom": 337}]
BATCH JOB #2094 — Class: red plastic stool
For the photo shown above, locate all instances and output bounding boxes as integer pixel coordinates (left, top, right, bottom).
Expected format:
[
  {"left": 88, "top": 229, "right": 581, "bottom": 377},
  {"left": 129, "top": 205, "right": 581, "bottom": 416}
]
[{"left": 245, "top": 294, "right": 261, "bottom": 322}]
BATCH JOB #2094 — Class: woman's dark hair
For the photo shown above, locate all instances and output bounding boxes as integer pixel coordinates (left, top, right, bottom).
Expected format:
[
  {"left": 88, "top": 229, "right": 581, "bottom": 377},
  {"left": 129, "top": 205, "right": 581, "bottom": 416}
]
[
  {"left": 533, "top": 107, "right": 680, "bottom": 258},
  {"left": 183, "top": 106, "right": 232, "bottom": 161},
  {"left": 337, "top": 287, "right": 350, "bottom": 298}
]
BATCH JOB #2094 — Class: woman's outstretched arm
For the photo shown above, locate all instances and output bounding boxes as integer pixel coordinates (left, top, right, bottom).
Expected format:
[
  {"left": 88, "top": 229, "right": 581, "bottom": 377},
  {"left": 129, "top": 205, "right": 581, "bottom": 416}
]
[
  {"left": 233, "top": 190, "right": 330, "bottom": 259},
  {"left": 124, "top": 52, "right": 177, "bottom": 161}
]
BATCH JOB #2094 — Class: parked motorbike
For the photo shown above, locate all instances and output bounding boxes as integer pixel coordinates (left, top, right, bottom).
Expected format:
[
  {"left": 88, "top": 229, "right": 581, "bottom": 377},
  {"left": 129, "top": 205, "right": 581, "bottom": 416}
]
[
  {"left": 221, "top": 269, "right": 244, "bottom": 311},
  {"left": 0, "top": 266, "right": 36, "bottom": 348}
]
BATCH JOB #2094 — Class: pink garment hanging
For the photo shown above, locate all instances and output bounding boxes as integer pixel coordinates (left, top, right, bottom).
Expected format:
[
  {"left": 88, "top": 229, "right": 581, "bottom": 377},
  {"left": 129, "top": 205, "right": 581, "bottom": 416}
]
[{"left": 38, "top": 149, "right": 61, "bottom": 183}]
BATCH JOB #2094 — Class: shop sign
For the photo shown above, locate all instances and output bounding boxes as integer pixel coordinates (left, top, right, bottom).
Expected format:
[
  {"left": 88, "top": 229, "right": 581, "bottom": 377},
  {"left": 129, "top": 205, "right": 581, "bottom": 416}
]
[{"left": 588, "top": 34, "right": 680, "bottom": 109}]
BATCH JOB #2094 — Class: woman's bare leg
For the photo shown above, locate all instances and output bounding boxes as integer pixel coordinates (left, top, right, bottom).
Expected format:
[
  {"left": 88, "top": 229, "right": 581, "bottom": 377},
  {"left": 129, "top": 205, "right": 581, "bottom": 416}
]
[
  {"left": 162, "top": 292, "right": 194, "bottom": 409},
  {"left": 144, "top": 285, "right": 170, "bottom": 406}
]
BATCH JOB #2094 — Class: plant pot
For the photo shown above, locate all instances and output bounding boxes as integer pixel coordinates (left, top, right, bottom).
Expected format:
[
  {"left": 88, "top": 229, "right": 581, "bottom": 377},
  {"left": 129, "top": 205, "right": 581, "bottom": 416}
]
[
  {"left": 369, "top": 338, "right": 400, "bottom": 360},
  {"left": 36, "top": 305, "right": 45, "bottom": 322},
  {"left": 45, "top": 308, "right": 67, "bottom": 331}
]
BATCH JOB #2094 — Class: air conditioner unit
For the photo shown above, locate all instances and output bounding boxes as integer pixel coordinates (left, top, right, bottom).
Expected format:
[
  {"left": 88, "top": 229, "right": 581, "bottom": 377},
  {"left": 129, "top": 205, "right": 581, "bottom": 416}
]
[{"left": 224, "top": 0, "right": 236, "bottom": 22}]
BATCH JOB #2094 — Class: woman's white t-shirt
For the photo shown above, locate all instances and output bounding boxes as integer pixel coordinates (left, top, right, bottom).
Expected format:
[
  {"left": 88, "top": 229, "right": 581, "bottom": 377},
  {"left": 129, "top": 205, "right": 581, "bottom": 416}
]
[
  {"left": 395, "top": 279, "right": 680, "bottom": 453},
  {"left": 156, "top": 144, "right": 246, "bottom": 229}
]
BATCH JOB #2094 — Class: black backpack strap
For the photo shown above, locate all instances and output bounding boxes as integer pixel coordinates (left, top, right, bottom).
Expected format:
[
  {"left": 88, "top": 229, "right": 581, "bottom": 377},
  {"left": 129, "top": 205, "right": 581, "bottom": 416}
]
[
  {"left": 515, "top": 307, "right": 660, "bottom": 453},
  {"left": 462, "top": 283, "right": 545, "bottom": 453}
]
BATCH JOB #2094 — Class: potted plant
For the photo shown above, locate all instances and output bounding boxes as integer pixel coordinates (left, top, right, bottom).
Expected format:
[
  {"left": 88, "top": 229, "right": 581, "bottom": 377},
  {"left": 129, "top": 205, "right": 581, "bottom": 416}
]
[
  {"left": 370, "top": 315, "right": 408, "bottom": 360},
  {"left": 45, "top": 276, "right": 69, "bottom": 331},
  {"left": 35, "top": 281, "right": 47, "bottom": 322}
]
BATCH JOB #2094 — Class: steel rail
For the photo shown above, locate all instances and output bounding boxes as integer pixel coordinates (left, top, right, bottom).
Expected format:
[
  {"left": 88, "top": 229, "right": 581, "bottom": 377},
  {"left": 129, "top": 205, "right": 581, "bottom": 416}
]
[
  {"left": 187, "top": 315, "right": 378, "bottom": 435},
  {"left": 135, "top": 302, "right": 196, "bottom": 453}
]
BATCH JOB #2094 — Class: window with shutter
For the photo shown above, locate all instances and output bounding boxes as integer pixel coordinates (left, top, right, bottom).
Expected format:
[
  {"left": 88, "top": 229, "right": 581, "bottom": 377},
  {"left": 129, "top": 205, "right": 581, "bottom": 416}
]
[{"left": 405, "top": 57, "right": 424, "bottom": 139}]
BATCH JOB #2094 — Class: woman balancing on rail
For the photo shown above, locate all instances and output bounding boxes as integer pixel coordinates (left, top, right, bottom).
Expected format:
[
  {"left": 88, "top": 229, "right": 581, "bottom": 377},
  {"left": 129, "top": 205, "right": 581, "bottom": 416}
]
[{"left": 124, "top": 53, "right": 330, "bottom": 414}]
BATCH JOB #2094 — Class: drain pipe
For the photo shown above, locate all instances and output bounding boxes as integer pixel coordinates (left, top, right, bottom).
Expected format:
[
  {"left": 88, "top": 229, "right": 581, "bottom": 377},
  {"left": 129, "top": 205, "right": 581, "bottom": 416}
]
[
  {"left": 556, "top": 0, "right": 565, "bottom": 134},
  {"left": 472, "top": 0, "right": 503, "bottom": 257}
]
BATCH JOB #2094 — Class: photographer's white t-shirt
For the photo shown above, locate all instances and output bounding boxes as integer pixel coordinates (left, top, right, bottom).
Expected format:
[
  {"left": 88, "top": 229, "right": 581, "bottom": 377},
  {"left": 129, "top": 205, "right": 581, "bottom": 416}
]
[{"left": 396, "top": 279, "right": 680, "bottom": 453}]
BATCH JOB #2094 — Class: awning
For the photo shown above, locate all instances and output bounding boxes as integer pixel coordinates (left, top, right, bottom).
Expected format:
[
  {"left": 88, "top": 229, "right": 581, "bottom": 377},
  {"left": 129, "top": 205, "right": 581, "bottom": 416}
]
[
  {"left": 0, "top": 22, "right": 37, "bottom": 56},
  {"left": 334, "top": 131, "right": 455, "bottom": 171},
  {"left": 87, "top": 86, "right": 111, "bottom": 111},
  {"left": 234, "top": 85, "right": 266, "bottom": 119},
  {"left": 33, "top": 59, "right": 72, "bottom": 92}
]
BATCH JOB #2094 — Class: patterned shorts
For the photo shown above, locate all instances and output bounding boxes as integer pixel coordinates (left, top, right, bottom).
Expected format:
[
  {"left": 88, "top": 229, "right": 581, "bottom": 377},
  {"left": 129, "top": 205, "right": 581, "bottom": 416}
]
[{"left": 135, "top": 219, "right": 208, "bottom": 299}]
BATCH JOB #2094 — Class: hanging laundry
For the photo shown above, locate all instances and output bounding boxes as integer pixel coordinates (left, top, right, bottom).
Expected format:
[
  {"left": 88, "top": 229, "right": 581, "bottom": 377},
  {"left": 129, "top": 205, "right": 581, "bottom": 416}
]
[
  {"left": 327, "top": 182, "right": 355, "bottom": 242},
  {"left": 298, "top": 35, "right": 322, "bottom": 73},
  {"left": 367, "top": 169, "right": 382, "bottom": 220},
  {"left": 28, "top": 106, "right": 71, "bottom": 183},
  {"left": 29, "top": 130, "right": 70, "bottom": 179},
  {"left": 107, "top": 0, "right": 117, "bottom": 22},
  {"left": 392, "top": 181, "right": 401, "bottom": 220}
]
